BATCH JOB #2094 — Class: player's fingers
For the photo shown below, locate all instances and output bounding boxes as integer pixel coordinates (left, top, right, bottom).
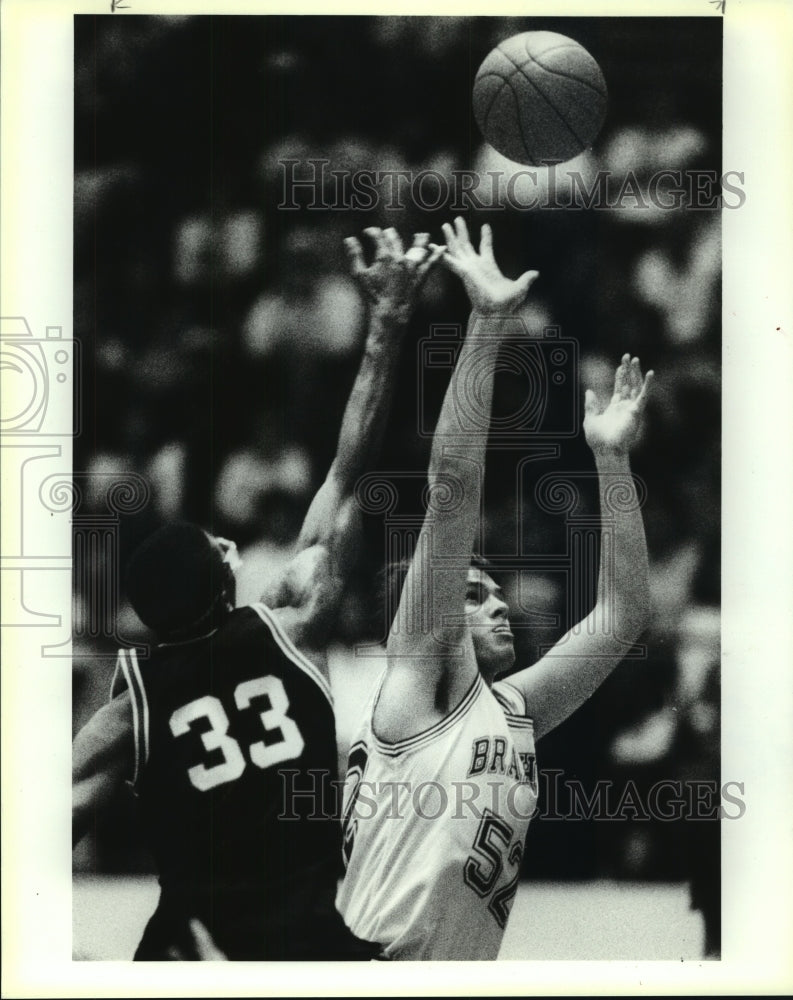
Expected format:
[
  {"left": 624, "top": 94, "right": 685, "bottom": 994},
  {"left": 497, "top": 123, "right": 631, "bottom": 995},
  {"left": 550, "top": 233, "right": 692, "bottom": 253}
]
[
  {"left": 628, "top": 356, "right": 643, "bottom": 397},
  {"left": 514, "top": 269, "right": 540, "bottom": 301},
  {"left": 417, "top": 243, "right": 447, "bottom": 278},
  {"left": 584, "top": 388, "right": 601, "bottom": 417},
  {"left": 614, "top": 354, "right": 630, "bottom": 397},
  {"left": 479, "top": 222, "right": 496, "bottom": 262},
  {"left": 383, "top": 227, "right": 404, "bottom": 258},
  {"left": 364, "top": 226, "right": 388, "bottom": 259},
  {"left": 453, "top": 215, "right": 473, "bottom": 251},
  {"left": 344, "top": 236, "right": 366, "bottom": 277},
  {"left": 635, "top": 369, "right": 654, "bottom": 409},
  {"left": 439, "top": 247, "right": 464, "bottom": 274},
  {"left": 404, "top": 233, "right": 431, "bottom": 264},
  {"left": 442, "top": 221, "right": 459, "bottom": 254}
]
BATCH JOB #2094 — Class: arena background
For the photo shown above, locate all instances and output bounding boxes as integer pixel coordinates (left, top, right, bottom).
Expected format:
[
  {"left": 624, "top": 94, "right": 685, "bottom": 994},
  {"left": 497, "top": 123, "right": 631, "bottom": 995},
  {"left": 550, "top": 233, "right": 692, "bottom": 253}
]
[{"left": 72, "top": 14, "right": 722, "bottom": 959}]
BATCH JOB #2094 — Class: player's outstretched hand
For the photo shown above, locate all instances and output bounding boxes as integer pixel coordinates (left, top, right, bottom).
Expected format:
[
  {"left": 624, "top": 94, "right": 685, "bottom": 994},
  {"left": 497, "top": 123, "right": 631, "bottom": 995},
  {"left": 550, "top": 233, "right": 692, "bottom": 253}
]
[
  {"left": 345, "top": 227, "right": 445, "bottom": 325},
  {"left": 437, "top": 217, "right": 539, "bottom": 315},
  {"left": 584, "top": 354, "right": 654, "bottom": 456}
]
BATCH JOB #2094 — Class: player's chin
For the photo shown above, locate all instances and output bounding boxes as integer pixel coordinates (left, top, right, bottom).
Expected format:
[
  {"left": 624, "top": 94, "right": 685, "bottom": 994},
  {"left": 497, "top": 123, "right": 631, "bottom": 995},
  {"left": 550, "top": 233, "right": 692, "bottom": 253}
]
[
  {"left": 474, "top": 631, "right": 515, "bottom": 673},
  {"left": 491, "top": 631, "right": 516, "bottom": 663}
]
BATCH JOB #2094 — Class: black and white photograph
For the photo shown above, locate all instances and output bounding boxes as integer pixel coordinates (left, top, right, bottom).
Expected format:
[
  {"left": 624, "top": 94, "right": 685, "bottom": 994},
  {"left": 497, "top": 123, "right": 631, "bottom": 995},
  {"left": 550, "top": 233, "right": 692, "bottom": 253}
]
[{"left": 1, "top": 0, "right": 792, "bottom": 996}]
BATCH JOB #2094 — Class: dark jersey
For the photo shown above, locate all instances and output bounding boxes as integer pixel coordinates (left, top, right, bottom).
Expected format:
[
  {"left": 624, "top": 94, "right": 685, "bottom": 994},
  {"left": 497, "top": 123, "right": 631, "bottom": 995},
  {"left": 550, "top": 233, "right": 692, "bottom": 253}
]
[{"left": 113, "top": 602, "right": 378, "bottom": 960}]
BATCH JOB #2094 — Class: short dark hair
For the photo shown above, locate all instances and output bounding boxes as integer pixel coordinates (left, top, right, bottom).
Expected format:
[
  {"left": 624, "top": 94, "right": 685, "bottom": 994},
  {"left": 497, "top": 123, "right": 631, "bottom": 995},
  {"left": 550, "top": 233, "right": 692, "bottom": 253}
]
[
  {"left": 379, "top": 551, "right": 497, "bottom": 630},
  {"left": 125, "top": 522, "right": 226, "bottom": 635}
]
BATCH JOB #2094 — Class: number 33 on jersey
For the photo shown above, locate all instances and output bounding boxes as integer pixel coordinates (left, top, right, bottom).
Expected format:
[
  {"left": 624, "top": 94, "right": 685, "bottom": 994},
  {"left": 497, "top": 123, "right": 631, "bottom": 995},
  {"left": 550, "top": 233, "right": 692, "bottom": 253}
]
[
  {"left": 169, "top": 674, "right": 305, "bottom": 791},
  {"left": 108, "top": 602, "right": 360, "bottom": 961},
  {"left": 111, "top": 603, "right": 337, "bottom": 819}
]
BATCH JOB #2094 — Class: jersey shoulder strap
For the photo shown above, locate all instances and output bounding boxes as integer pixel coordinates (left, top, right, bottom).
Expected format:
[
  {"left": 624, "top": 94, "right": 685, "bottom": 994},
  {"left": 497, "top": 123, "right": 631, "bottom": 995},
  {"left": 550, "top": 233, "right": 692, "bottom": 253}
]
[
  {"left": 249, "top": 602, "right": 333, "bottom": 707},
  {"left": 492, "top": 679, "right": 531, "bottom": 720},
  {"left": 370, "top": 672, "right": 484, "bottom": 758},
  {"left": 110, "top": 648, "right": 149, "bottom": 786}
]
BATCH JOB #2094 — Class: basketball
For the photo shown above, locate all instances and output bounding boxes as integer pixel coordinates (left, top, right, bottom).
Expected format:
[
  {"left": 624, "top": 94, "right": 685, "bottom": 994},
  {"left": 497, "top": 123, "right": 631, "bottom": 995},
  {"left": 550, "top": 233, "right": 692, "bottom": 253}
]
[{"left": 473, "top": 31, "right": 608, "bottom": 166}]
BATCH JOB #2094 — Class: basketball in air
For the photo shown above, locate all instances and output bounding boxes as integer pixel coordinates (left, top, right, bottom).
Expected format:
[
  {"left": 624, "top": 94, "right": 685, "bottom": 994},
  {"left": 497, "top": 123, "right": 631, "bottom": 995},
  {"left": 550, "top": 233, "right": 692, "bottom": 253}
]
[{"left": 473, "top": 31, "right": 608, "bottom": 166}]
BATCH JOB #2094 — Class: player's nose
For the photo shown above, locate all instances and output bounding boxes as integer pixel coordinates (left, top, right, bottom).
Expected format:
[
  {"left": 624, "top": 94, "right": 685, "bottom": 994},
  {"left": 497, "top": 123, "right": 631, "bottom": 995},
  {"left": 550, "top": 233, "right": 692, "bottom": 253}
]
[{"left": 490, "top": 595, "right": 509, "bottom": 619}]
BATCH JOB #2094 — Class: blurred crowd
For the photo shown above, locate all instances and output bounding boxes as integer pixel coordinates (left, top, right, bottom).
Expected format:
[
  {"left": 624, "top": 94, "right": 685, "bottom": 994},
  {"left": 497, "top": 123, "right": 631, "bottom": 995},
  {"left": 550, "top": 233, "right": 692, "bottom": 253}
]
[{"left": 73, "top": 14, "right": 722, "bottom": 898}]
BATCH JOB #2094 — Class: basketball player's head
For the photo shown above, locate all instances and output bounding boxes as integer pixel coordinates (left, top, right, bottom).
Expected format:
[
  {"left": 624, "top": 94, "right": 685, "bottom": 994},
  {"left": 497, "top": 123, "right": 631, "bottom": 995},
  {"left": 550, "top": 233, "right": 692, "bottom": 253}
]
[
  {"left": 125, "top": 522, "right": 241, "bottom": 639},
  {"left": 383, "top": 552, "right": 515, "bottom": 680},
  {"left": 465, "top": 554, "right": 515, "bottom": 680}
]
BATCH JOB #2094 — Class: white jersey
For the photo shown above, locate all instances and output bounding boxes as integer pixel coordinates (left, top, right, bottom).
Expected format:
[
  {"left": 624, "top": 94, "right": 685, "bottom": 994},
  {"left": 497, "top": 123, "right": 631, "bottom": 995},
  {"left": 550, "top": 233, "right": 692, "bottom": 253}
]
[{"left": 336, "top": 673, "right": 538, "bottom": 961}]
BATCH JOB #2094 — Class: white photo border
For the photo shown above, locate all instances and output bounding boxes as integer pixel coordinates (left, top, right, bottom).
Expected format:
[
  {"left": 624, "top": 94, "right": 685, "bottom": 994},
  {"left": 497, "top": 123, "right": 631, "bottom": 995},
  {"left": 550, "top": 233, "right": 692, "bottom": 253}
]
[{"left": 2, "top": 0, "right": 792, "bottom": 995}]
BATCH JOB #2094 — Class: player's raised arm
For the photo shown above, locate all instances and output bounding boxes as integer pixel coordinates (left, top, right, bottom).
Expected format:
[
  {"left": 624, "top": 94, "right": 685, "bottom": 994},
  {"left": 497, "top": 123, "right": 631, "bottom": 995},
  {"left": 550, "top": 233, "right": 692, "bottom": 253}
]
[
  {"left": 505, "top": 355, "right": 653, "bottom": 740},
  {"left": 377, "top": 219, "right": 539, "bottom": 740},
  {"left": 72, "top": 693, "right": 134, "bottom": 848},
  {"left": 262, "top": 228, "right": 443, "bottom": 653}
]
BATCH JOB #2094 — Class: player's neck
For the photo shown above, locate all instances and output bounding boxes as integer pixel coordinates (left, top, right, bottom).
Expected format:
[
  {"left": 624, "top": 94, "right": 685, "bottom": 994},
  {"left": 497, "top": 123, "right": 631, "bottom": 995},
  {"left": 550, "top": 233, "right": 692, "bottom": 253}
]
[
  {"left": 479, "top": 652, "right": 515, "bottom": 688},
  {"left": 156, "top": 603, "right": 232, "bottom": 646},
  {"left": 479, "top": 664, "right": 499, "bottom": 688}
]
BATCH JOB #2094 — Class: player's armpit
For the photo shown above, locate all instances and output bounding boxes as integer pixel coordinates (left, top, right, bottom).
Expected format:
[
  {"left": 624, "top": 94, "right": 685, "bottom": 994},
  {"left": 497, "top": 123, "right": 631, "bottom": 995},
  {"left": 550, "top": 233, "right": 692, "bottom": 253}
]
[
  {"left": 260, "top": 481, "right": 360, "bottom": 619},
  {"left": 378, "top": 467, "right": 481, "bottom": 739},
  {"left": 377, "top": 593, "right": 479, "bottom": 743},
  {"left": 267, "top": 541, "right": 347, "bottom": 650},
  {"left": 72, "top": 692, "right": 135, "bottom": 847}
]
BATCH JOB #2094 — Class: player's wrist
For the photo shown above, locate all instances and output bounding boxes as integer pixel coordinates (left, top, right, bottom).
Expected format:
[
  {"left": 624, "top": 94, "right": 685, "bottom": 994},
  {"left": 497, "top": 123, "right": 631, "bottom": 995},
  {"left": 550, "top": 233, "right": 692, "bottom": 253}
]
[
  {"left": 592, "top": 446, "right": 631, "bottom": 469},
  {"left": 370, "top": 301, "right": 411, "bottom": 328},
  {"left": 469, "top": 309, "right": 519, "bottom": 334}
]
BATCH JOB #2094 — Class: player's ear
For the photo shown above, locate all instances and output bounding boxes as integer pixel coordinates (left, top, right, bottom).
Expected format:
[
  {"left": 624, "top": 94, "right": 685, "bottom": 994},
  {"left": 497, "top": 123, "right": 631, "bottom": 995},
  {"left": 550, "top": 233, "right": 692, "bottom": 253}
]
[{"left": 221, "top": 562, "right": 237, "bottom": 607}]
